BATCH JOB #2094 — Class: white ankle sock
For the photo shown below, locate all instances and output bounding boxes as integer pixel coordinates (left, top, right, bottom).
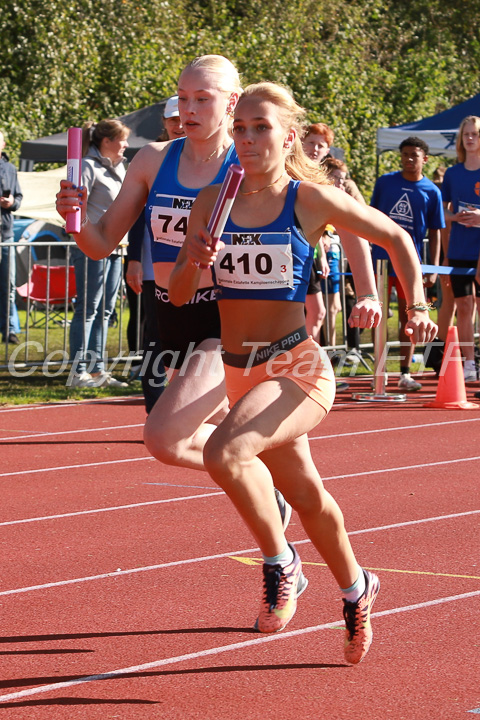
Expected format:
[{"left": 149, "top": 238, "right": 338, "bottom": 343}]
[
  {"left": 341, "top": 567, "right": 366, "bottom": 602},
  {"left": 263, "top": 544, "right": 294, "bottom": 568}
]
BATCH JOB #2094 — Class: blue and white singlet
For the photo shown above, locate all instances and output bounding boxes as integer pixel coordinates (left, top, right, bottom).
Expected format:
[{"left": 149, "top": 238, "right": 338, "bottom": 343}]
[
  {"left": 145, "top": 137, "right": 238, "bottom": 368},
  {"left": 212, "top": 180, "right": 313, "bottom": 302},
  {"left": 146, "top": 137, "right": 238, "bottom": 263}
]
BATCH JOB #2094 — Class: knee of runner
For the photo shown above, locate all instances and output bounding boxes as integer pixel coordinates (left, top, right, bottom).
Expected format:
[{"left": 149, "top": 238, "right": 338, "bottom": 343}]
[
  {"left": 143, "top": 419, "right": 184, "bottom": 465},
  {"left": 203, "top": 434, "right": 245, "bottom": 480},
  {"left": 287, "top": 481, "right": 330, "bottom": 516}
]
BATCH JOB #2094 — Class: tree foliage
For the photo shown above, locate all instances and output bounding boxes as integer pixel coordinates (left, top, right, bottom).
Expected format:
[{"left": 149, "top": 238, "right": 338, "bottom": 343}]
[{"left": 1, "top": 0, "right": 479, "bottom": 195}]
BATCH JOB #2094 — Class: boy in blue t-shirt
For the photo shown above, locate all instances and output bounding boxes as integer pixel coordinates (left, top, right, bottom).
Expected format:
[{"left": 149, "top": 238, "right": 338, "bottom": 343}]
[{"left": 370, "top": 136, "right": 445, "bottom": 391}]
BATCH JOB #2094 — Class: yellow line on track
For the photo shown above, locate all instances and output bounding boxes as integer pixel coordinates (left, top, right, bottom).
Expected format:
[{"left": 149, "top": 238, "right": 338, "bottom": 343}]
[{"left": 229, "top": 556, "right": 480, "bottom": 580}]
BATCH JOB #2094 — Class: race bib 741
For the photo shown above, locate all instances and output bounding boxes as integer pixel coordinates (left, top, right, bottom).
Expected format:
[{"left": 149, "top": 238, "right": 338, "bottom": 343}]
[{"left": 149, "top": 195, "right": 193, "bottom": 247}]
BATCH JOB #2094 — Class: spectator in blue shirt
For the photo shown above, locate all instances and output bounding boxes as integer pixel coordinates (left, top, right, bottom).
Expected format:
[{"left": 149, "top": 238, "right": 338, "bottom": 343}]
[
  {"left": 370, "top": 136, "right": 445, "bottom": 390},
  {"left": 441, "top": 115, "right": 480, "bottom": 384}
]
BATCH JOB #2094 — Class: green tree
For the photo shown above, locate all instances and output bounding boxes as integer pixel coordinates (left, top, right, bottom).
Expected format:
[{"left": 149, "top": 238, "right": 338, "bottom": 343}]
[{"left": 0, "top": 0, "right": 479, "bottom": 197}]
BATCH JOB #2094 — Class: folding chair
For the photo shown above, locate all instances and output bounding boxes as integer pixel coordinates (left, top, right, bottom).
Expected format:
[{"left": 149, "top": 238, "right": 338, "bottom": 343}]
[{"left": 17, "top": 264, "right": 77, "bottom": 328}]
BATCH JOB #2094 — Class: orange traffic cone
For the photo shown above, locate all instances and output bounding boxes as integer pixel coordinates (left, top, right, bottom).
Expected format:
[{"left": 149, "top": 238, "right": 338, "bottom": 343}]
[{"left": 424, "top": 325, "right": 480, "bottom": 409}]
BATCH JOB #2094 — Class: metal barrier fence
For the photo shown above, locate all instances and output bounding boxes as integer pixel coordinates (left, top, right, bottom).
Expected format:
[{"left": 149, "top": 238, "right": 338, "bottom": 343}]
[
  {"left": 0, "top": 239, "right": 142, "bottom": 376},
  {"left": 0, "top": 237, "right": 428, "bottom": 378}
]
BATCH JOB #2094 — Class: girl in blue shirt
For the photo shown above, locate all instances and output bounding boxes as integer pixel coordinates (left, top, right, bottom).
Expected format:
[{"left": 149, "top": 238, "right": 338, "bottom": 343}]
[{"left": 442, "top": 114, "right": 480, "bottom": 382}]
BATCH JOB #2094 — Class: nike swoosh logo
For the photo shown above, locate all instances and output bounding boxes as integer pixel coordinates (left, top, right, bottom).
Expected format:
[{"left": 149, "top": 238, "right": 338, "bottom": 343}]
[{"left": 274, "top": 594, "right": 295, "bottom": 620}]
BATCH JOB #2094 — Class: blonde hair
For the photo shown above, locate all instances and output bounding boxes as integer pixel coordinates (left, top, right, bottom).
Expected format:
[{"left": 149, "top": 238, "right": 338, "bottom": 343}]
[
  {"left": 456, "top": 115, "right": 480, "bottom": 163},
  {"left": 237, "top": 82, "right": 329, "bottom": 185},
  {"left": 82, "top": 119, "right": 130, "bottom": 157},
  {"left": 181, "top": 54, "right": 242, "bottom": 96}
]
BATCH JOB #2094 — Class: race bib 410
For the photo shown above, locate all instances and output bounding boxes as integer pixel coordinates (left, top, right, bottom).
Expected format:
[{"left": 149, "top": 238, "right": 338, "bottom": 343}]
[{"left": 215, "top": 232, "right": 294, "bottom": 289}]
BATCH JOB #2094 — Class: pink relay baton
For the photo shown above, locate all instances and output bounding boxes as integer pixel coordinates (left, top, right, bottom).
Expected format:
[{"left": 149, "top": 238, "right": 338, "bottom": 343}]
[
  {"left": 198, "top": 163, "right": 244, "bottom": 268},
  {"left": 65, "top": 127, "right": 82, "bottom": 234}
]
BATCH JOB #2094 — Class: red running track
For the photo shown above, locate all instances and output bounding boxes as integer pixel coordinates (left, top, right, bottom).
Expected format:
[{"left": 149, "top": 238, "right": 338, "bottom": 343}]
[{"left": 0, "top": 373, "right": 479, "bottom": 719}]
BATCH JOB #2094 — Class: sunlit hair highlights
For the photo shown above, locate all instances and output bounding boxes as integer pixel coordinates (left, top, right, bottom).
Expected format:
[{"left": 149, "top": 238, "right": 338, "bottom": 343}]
[
  {"left": 182, "top": 54, "right": 242, "bottom": 97},
  {"left": 456, "top": 115, "right": 480, "bottom": 163},
  {"left": 237, "top": 82, "right": 329, "bottom": 185}
]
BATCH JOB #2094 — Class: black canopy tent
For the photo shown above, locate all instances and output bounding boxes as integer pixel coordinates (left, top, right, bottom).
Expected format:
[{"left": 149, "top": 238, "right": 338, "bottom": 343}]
[{"left": 19, "top": 99, "right": 168, "bottom": 170}]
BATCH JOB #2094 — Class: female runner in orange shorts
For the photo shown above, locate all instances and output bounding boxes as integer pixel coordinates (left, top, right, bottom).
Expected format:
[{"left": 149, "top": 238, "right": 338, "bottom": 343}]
[{"left": 171, "top": 82, "right": 438, "bottom": 664}]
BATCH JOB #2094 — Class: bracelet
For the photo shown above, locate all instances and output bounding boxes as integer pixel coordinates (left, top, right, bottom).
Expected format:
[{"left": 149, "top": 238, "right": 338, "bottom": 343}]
[
  {"left": 357, "top": 293, "right": 378, "bottom": 301},
  {"left": 81, "top": 214, "right": 89, "bottom": 228},
  {"left": 356, "top": 294, "right": 383, "bottom": 307},
  {"left": 405, "top": 302, "right": 434, "bottom": 313}
]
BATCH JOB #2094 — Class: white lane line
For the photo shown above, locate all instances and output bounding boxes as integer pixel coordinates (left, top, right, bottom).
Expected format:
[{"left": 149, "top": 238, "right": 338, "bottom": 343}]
[
  {"left": 1, "top": 417, "right": 479, "bottom": 480},
  {"left": 0, "top": 589, "right": 478, "bottom": 704},
  {"left": 143, "top": 483, "right": 216, "bottom": 489},
  {"left": 0, "top": 455, "right": 154, "bottom": 479},
  {"left": 0, "top": 491, "right": 224, "bottom": 527},
  {"left": 324, "top": 454, "right": 480, "bottom": 480},
  {"left": 2, "top": 452, "right": 478, "bottom": 483},
  {"left": 309, "top": 416, "right": 480, "bottom": 440},
  {"left": 0, "top": 396, "right": 141, "bottom": 415},
  {"left": 0, "top": 424, "right": 143, "bottom": 441},
  {"left": 5, "top": 452, "right": 476, "bottom": 483},
  {"left": 0, "top": 545, "right": 260, "bottom": 597},
  {"left": 1, "top": 416, "right": 478, "bottom": 443},
  {"left": 2, "top": 455, "right": 480, "bottom": 526},
  {"left": 2, "top": 509, "right": 478, "bottom": 597},
  {"left": 345, "top": 508, "right": 480, "bottom": 535},
  {"left": 0, "top": 404, "right": 80, "bottom": 414}
]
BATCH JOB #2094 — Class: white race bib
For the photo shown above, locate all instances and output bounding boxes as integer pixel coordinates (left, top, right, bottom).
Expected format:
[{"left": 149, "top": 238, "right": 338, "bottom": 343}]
[
  {"left": 215, "top": 232, "right": 293, "bottom": 289},
  {"left": 149, "top": 195, "right": 193, "bottom": 247},
  {"left": 458, "top": 200, "right": 480, "bottom": 212}
]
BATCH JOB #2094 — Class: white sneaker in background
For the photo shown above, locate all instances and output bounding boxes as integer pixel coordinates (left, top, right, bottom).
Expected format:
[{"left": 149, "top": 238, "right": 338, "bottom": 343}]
[
  {"left": 398, "top": 373, "right": 422, "bottom": 391},
  {"left": 86, "top": 371, "right": 128, "bottom": 388},
  {"left": 69, "top": 372, "right": 93, "bottom": 388},
  {"left": 464, "top": 361, "right": 477, "bottom": 383}
]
